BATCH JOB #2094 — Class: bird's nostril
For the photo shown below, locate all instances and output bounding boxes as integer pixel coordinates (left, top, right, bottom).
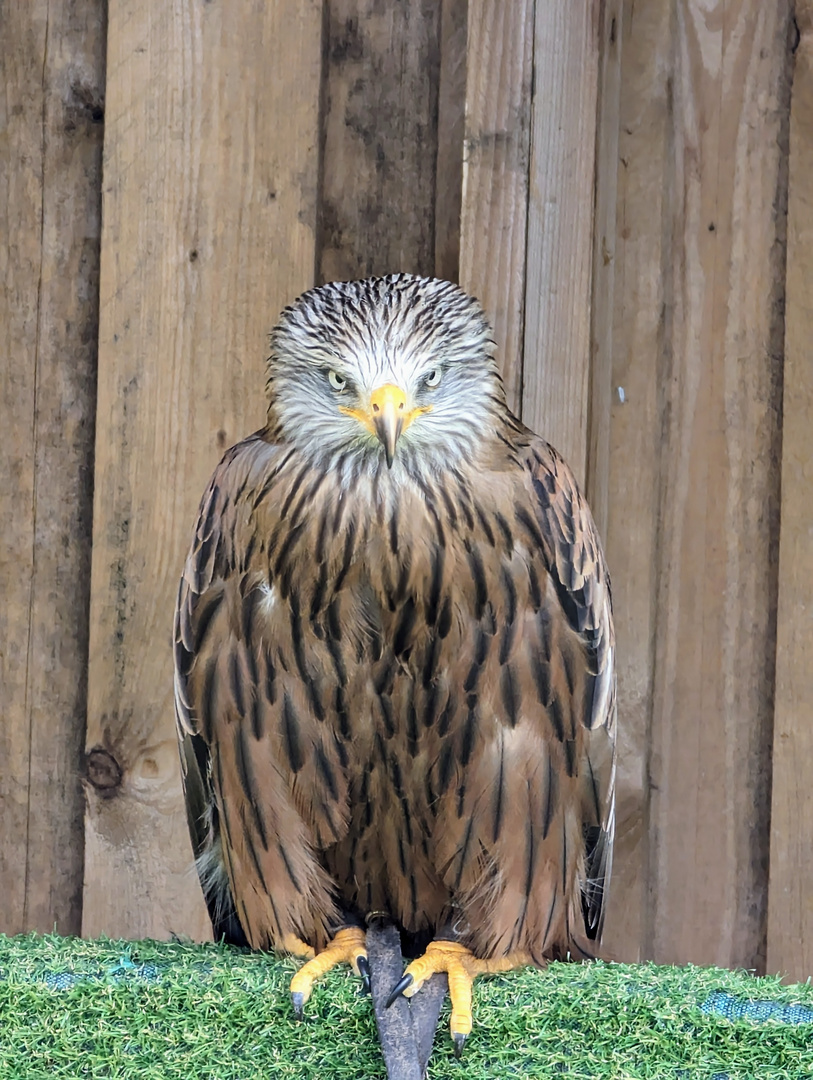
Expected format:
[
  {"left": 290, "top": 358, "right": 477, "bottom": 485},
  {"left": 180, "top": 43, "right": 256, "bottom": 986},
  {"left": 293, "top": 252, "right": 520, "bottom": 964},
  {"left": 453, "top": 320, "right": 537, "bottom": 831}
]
[
  {"left": 372, "top": 403, "right": 380, "bottom": 413},
  {"left": 398, "top": 402, "right": 404, "bottom": 411}
]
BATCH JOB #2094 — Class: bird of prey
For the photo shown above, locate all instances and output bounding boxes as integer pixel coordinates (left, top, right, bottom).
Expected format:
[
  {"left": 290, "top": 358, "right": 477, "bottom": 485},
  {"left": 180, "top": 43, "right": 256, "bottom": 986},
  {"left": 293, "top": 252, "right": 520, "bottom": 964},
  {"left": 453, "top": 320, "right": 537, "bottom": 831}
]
[{"left": 174, "top": 274, "right": 616, "bottom": 1059}]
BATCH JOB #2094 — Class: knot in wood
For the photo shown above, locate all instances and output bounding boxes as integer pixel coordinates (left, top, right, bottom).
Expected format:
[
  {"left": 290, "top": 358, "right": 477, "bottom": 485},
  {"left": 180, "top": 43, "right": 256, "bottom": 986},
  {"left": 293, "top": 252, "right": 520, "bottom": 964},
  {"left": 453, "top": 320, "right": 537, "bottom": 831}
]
[{"left": 86, "top": 747, "right": 123, "bottom": 796}]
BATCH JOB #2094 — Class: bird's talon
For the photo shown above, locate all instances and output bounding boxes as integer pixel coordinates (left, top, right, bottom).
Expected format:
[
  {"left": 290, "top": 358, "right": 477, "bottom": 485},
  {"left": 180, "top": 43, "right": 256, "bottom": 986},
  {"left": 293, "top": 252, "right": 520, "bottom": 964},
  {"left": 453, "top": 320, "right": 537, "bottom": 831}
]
[
  {"left": 288, "top": 926, "right": 366, "bottom": 1015},
  {"left": 453, "top": 1032, "right": 467, "bottom": 1058},
  {"left": 385, "top": 972, "right": 414, "bottom": 1008},
  {"left": 357, "top": 954, "right": 371, "bottom": 995}
]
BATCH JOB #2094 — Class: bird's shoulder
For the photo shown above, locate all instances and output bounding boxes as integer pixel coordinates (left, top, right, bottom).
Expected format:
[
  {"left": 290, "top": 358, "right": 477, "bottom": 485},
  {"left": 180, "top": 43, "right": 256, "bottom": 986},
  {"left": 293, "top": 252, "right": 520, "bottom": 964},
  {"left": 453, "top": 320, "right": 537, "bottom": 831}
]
[
  {"left": 511, "top": 428, "right": 614, "bottom": 678},
  {"left": 179, "top": 428, "right": 296, "bottom": 594},
  {"left": 173, "top": 430, "right": 290, "bottom": 725}
]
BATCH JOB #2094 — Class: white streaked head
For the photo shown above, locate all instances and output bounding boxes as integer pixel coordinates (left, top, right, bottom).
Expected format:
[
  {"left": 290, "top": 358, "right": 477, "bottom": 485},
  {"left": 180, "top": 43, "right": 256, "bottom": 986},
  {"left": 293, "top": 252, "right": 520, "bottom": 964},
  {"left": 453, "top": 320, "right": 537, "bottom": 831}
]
[{"left": 266, "top": 275, "right": 506, "bottom": 475}]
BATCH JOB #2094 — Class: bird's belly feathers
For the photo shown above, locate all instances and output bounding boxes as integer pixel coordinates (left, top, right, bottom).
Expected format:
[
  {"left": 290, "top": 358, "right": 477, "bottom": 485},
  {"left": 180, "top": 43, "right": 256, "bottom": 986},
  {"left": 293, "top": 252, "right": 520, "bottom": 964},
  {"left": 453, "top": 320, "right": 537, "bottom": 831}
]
[
  {"left": 246, "top": 480, "right": 588, "bottom": 951},
  {"left": 187, "top": 465, "right": 596, "bottom": 957}
]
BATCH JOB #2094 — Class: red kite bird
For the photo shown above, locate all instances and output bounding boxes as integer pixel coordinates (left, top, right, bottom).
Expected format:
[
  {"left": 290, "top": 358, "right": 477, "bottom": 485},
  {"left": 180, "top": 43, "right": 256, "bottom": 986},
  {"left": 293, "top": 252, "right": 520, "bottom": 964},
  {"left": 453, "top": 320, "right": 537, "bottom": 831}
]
[{"left": 174, "top": 275, "right": 616, "bottom": 1060}]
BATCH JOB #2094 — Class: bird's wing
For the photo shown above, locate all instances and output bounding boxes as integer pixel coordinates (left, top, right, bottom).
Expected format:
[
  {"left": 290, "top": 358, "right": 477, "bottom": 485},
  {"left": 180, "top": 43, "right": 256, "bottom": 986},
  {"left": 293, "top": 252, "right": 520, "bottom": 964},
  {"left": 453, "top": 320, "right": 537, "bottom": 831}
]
[
  {"left": 173, "top": 432, "right": 340, "bottom": 949},
  {"left": 522, "top": 436, "right": 616, "bottom": 941},
  {"left": 173, "top": 437, "right": 270, "bottom": 944}
]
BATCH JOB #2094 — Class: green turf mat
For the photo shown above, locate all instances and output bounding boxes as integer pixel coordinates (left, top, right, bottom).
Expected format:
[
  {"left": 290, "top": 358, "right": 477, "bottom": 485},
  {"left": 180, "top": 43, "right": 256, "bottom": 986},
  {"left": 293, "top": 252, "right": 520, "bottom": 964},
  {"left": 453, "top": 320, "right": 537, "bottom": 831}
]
[{"left": 1, "top": 933, "right": 811, "bottom": 1079}]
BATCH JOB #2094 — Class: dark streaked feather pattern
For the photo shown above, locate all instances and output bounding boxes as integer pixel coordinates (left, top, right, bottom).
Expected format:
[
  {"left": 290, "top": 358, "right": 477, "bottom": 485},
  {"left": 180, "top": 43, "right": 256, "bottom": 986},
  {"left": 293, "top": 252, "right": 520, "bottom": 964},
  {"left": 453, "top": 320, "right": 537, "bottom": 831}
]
[{"left": 174, "top": 275, "right": 616, "bottom": 962}]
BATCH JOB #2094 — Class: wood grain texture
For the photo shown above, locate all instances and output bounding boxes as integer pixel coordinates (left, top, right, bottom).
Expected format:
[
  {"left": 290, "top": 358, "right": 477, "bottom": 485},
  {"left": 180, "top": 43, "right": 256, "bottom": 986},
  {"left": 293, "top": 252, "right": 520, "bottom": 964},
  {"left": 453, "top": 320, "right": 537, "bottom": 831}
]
[
  {"left": 585, "top": 0, "right": 623, "bottom": 540},
  {"left": 522, "top": 0, "right": 601, "bottom": 484},
  {"left": 317, "top": 0, "right": 443, "bottom": 283},
  {"left": 434, "top": 0, "right": 467, "bottom": 283},
  {"left": 0, "top": 0, "right": 104, "bottom": 935},
  {"left": 644, "top": 0, "right": 791, "bottom": 970},
  {"left": 459, "top": 0, "right": 534, "bottom": 415},
  {"left": 83, "top": 0, "right": 322, "bottom": 940},
  {"left": 599, "top": 0, "right": 674, "bottom": 967},
  {"left": 767, "top": 1, "right": 813, "bottom": 983}
]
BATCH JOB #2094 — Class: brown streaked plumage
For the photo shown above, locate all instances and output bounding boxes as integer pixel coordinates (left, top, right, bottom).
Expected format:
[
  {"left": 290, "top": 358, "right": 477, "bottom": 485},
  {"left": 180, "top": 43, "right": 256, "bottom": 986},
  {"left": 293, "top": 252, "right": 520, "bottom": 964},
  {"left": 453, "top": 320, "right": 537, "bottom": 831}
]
[{"left": 174, "top": 274, "right": 615, "bottom": 1054}]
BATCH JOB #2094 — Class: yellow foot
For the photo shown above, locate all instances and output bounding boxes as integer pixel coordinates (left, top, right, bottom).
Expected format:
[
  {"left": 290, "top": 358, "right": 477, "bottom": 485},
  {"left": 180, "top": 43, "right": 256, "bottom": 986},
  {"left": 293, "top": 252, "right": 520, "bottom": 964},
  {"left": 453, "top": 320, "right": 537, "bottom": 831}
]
[
  {"left": 281, "top": 934, "right": 315, "bottom": 960},
  {"left": 289, "top": 927, "right": 369, "bottom": 1019},
  {"left": 386, "top": 940, "right": 532, "bottom": 1056}
]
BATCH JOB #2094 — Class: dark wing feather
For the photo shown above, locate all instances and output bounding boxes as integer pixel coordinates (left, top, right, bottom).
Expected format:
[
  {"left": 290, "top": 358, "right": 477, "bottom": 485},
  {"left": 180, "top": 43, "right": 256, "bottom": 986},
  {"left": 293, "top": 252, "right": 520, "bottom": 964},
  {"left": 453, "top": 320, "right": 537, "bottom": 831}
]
[
  {"left": 174, "top": 432, "right": 342, "bottom": 951},
  {"left": 522, "top": 436, "right": 616, "bottom": 941},
  {"left": 174, "top": 444, "right": 250, "bottom": 945}
]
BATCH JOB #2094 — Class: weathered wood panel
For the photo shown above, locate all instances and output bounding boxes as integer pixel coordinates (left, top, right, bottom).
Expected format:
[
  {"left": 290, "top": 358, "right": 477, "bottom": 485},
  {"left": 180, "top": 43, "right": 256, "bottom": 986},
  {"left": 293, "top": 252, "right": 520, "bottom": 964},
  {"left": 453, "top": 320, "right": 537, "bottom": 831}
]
[
  {"left": 585, "top": 0, "right": 623, "bottom": 541},
  {"left": 581, "top": 0, "right": 633, "bottom": 962},
  {"left": 767, "top": 3, "right": 813, "bottom": 983},
  {"left": 83, "top": 0, "right": 322, "bottom": 940},
  {"left": 522, "top": 0, "right": 601, "bottom": 483},
  {"left": 0, "top": 0, "right": 104, "bottom": 935},
  {"left": 0, "top": 0, "right": 802, "bottom": 966},
  {"left": 317, "top": 0, "right": 445, "bottom": 282},
  {"left": 643, "top": 0, "right": 790, "bottom": 970},
  {"left": 599, "top": 0, "right": 675, "bottom": 966},
  {"left": 459, "top": 0, "right": 534, "bottom": 415},
  {"left": 434, "top": 0, "right": 467, "bottom": 283}
]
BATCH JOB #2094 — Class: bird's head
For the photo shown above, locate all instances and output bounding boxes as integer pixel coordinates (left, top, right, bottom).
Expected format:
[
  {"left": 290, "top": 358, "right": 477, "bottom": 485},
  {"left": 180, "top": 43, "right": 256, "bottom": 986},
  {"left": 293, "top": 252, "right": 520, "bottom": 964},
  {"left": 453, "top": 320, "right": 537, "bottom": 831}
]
[{"left": 266, "top": 275, "right": 505, "bottom": 476}]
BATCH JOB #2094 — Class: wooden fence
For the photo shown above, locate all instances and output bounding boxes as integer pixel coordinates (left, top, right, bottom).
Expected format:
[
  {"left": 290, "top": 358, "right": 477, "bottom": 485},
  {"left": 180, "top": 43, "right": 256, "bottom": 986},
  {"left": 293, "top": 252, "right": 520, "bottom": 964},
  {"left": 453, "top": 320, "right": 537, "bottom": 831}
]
[{"left": 1, "top": 0, "right": 809, "bottom": 982}]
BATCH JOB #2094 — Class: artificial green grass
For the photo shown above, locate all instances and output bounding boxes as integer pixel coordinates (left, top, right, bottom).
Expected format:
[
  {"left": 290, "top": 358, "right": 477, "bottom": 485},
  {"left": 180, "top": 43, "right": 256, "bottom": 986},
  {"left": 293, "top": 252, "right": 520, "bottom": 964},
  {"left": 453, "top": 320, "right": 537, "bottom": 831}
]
[{"left": 0, "top": 934, "right": 811, "bottom": 1079}]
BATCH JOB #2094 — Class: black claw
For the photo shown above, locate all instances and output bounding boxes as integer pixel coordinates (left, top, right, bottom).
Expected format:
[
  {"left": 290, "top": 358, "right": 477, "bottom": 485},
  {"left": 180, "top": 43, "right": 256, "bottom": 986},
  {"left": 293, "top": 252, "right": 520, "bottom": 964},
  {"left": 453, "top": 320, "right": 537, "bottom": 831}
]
[
  {"left": 357, "top": 954, "right": 371, "bottom": 995},
  {"left": 385, "top": 973, "right": 414, "bottom": 1008},
  {"left": 453, "top": 1032, "right": 467, "bottom": 1058},
  {"left": 365, "top": 910, "right": 391, "bottom": 929},
  {"left": 291, "top": 991, "right": 305, "bottom": 1021}
]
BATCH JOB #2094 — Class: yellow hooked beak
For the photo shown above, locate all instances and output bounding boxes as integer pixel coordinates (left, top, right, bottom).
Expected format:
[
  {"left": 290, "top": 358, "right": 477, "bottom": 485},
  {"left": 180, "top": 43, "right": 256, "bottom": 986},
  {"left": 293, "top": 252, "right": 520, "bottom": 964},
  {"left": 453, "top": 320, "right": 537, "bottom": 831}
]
[{"left": 340, "top": 383, "right": 430, "bottom": 468}]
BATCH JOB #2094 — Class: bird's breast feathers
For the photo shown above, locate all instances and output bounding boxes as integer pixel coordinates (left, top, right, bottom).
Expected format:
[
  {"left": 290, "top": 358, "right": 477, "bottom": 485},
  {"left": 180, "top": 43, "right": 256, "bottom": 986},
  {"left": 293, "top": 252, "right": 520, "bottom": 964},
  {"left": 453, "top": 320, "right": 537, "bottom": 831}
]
[{"left": 175, "top": 421, "right": 614, "bottom": 956}]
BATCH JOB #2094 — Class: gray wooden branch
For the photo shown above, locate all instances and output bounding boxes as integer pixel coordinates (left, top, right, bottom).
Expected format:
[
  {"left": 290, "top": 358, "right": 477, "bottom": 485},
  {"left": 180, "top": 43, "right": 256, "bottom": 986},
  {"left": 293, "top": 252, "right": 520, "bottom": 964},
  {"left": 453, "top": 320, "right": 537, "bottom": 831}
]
[{"left": 367, "top": 923, "right": 447, "bottom": 1079}]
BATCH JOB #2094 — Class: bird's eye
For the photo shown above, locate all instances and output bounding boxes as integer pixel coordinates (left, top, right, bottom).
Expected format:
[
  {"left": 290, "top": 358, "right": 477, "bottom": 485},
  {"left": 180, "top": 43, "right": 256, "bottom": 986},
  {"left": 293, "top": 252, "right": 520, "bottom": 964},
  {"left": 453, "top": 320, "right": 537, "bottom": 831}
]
[
  {"left": 424, "top": 368, "right": 442, "bottom": 388},
  {"left": 327, "top": 370, "right": 347, "bottom": 392}
]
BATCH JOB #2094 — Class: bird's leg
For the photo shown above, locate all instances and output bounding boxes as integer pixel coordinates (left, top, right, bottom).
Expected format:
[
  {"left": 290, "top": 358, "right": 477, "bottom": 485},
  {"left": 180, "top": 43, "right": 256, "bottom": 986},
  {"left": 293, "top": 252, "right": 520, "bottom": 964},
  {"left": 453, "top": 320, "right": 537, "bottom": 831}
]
[
  {"left": 386, "top": 939, "right": 533, "bottom": 1056},
  {"left": 281, "top": 934, "right": 316, "bottom": 960},
  {"left": 288, "top": 925, "right": 370, "bottom": 1019}
]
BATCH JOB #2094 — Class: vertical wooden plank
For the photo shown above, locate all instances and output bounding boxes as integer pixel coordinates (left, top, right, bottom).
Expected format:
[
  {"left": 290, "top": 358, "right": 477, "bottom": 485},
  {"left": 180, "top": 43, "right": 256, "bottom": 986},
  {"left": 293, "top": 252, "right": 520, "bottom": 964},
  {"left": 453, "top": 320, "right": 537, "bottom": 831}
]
[
  {"left": 83, "top": 0, "right": 322, "bottom": 940},
  {"left": 459, "top": 0, "right": 534, "bottom": 415},
  {"left": 434, "top": 0, "right": 467, "bottom": 284},
  {"left": 0, "top": 0, "right": 104, "bottom": 934},
  {"left": 317, "top": 0, "right": 443, "bottom": 282},
  {"left": 767, "top": 3, "right": 813, "bottom": 983},
  {"left": 599, "top": 0, "right": 674, "bottom": 965},
  {"left": 522, "top": 0, "right": 601, "bottom": 483},
  {"left": 585, "top": 0, "right": 623, "bottom": 540},
  {"left": 645, "top": 0, "right": 791, "bottom": 970},
  {"left": 581, "top": 0, "right": 632, "bottom": 962}
]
